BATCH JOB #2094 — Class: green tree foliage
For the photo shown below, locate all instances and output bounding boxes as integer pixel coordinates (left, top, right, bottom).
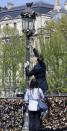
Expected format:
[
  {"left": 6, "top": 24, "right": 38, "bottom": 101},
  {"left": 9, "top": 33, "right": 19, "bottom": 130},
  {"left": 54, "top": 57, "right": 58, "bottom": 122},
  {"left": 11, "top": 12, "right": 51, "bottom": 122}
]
[
  {"left": 38, "top": 15, "right": 67, "bottom": 93},
  {"left": 0, "top": 26, "right": 25, "bottom": 91}
]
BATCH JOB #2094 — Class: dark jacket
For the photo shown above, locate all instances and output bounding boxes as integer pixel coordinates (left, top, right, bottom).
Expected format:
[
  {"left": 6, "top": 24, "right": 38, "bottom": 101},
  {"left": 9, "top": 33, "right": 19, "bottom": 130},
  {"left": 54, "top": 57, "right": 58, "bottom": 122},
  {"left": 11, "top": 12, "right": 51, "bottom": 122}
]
[{"left": 25, "top": 62, "right": 48, "bottom": 93}]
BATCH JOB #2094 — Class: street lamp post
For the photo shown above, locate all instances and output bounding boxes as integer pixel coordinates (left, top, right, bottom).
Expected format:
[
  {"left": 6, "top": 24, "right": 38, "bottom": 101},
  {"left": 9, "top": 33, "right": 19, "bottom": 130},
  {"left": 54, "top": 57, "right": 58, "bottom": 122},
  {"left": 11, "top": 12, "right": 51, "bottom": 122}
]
[
  {"left": 21, "top": 4, "right": 37, "bottom": 129},
  {"left": 21, "top": 2, "right": 37, "bottom": 62}
]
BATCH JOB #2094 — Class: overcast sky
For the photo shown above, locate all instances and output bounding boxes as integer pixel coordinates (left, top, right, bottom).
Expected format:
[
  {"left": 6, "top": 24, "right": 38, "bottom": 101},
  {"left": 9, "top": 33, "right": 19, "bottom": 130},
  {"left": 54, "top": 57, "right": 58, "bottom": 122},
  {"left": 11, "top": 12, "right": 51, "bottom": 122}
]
[{"left": 0, "top": 0, "right": 66, "bottom": 7}]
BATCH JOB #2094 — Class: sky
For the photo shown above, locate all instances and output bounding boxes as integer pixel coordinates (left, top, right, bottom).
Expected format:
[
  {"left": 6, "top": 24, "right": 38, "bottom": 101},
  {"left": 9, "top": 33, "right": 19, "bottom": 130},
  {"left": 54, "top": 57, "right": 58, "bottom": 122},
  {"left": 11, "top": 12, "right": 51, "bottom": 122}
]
[{"left": 0, "top": 0, "right": 66, "bottom": 8}]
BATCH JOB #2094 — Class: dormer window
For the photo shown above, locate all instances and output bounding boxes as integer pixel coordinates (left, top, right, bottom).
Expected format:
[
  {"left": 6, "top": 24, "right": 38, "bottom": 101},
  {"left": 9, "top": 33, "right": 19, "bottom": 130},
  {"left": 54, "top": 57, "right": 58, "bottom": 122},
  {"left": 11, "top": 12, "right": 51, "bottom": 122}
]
[
  {"left": 0, "top": 25, "right": 1, "bottom": 30},
  {"left": 6, "top": 23, "right": 9, "bottom": 27},
  {"left": 14, "top": 22, "right": 16, "bottom": 29}
]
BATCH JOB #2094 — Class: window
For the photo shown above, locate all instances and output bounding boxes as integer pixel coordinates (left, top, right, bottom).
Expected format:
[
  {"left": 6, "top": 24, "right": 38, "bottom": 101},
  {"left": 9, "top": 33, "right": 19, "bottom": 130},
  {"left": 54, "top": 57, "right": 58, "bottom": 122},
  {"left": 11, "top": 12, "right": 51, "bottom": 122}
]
[
  {"left": 14, "top": 22, "right": 16, "bottom": 29},
  {"left": 6, "top": 23, "right": 9, "bottom": 27},
  {"left": 0, "top": 24, "right": 1, "bottom": 29}
]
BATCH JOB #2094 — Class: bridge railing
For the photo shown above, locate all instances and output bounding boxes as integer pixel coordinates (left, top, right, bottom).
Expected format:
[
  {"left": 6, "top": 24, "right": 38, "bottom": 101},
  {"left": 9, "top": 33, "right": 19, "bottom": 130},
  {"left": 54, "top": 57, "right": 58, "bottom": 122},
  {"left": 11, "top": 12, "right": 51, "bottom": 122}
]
[{"left": 0, "top": 95, "right": 67, "bottom": 131}]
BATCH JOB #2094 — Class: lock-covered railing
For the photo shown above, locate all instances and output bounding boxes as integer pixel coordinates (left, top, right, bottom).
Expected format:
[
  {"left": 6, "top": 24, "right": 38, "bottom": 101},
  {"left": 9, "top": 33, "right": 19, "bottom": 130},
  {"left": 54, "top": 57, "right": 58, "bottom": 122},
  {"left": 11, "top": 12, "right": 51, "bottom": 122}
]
[{"left": 0, "top": 95, "right": 67, "bottom": 131}]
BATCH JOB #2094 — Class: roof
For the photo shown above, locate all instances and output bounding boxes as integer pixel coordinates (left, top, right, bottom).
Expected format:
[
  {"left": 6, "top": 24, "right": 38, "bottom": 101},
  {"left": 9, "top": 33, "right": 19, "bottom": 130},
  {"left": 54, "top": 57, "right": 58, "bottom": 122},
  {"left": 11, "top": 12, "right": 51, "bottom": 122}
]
[
  {"left": 64, "top": 0, "right": 67, "bottom": 4},
  {"left": 48, "top": 8, "right": 67, "bottom": 19},
  {"left": 0, "top": 2, "right": 53, "bottom": 21}
]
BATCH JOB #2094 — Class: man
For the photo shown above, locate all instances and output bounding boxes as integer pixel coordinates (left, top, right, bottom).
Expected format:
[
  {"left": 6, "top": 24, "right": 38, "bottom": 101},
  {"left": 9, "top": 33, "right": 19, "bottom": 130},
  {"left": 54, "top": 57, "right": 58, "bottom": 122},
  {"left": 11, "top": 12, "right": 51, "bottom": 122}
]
[{"left": 25, "top": 48, "right": 48, "bottom": 94}]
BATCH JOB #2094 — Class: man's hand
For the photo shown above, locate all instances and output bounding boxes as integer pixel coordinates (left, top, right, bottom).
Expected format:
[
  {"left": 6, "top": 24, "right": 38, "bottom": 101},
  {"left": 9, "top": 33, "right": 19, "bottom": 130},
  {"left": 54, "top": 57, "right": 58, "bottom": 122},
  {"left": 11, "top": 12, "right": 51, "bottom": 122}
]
[{"left": 24, "top": 61, "right": 29, "bottom": 68}]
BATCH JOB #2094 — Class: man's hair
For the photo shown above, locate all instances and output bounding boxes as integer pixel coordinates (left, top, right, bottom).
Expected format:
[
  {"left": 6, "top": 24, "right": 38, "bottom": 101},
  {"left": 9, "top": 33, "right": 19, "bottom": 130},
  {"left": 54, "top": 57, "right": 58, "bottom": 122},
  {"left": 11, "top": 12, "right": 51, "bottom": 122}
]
[
  {"left": 37, "top": 54, "right": 44, "bottom": 63},
  {"left": 33, "top": 48, "right": 44, "bottom": 62},
  {"left": 33, "top": 48, "right": 39, "bottom": 57}
]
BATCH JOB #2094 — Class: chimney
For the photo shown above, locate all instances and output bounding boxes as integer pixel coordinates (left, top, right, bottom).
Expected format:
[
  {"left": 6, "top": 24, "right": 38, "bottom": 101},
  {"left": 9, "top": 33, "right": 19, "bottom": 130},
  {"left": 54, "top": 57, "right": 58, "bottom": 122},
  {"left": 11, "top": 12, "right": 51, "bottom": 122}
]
[
  {"left": 54, "top": 0, "right": 61, "bottom": 11},
  {"left": 64, "top": 1, "right": 67, "bottom": 10},
  {"left": 7, "top": 3, "right": 14, "bottom": 9}
]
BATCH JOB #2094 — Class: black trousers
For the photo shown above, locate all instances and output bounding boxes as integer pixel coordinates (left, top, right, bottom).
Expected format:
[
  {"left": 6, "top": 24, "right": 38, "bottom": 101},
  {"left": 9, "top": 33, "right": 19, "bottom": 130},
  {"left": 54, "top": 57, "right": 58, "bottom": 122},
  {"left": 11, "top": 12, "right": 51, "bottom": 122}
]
[{"left": 29, "top": 111, "right": 41, "bottom": 131}]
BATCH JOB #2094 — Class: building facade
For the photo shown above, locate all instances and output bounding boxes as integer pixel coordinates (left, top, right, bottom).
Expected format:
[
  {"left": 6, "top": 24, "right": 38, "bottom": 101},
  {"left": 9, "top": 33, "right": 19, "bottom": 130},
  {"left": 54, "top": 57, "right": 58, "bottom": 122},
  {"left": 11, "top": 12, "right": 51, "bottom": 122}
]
[
  {"left": 0, "top": 1, "right": 67, "bottom": 36},
  {"left": 0, "top": 2, "right": 53, "bottom": 34},
  {"left": 0, "top": 1, "right": 67, "bottom": 47}
]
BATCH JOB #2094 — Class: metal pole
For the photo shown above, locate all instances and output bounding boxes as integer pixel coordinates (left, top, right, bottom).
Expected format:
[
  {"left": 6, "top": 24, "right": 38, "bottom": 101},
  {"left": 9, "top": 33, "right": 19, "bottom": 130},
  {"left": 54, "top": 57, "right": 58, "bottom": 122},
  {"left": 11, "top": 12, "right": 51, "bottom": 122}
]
[
  {"left": 26, "top": 36, "right": 30, "bottom": 62},
  {"left": 25, "top": 35, "right": 30, "bottom": 84}
]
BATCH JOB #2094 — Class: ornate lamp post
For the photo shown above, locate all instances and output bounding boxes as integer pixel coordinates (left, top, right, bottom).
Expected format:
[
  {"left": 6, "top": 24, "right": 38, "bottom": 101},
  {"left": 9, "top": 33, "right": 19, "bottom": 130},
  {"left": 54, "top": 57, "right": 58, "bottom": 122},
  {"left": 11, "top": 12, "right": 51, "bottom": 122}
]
[
  {"left": 21, "top": 4, "right": 37, "bottom": 128},
  {"left": 21, "top": 2, "right": 37, "bottom": 62}
]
